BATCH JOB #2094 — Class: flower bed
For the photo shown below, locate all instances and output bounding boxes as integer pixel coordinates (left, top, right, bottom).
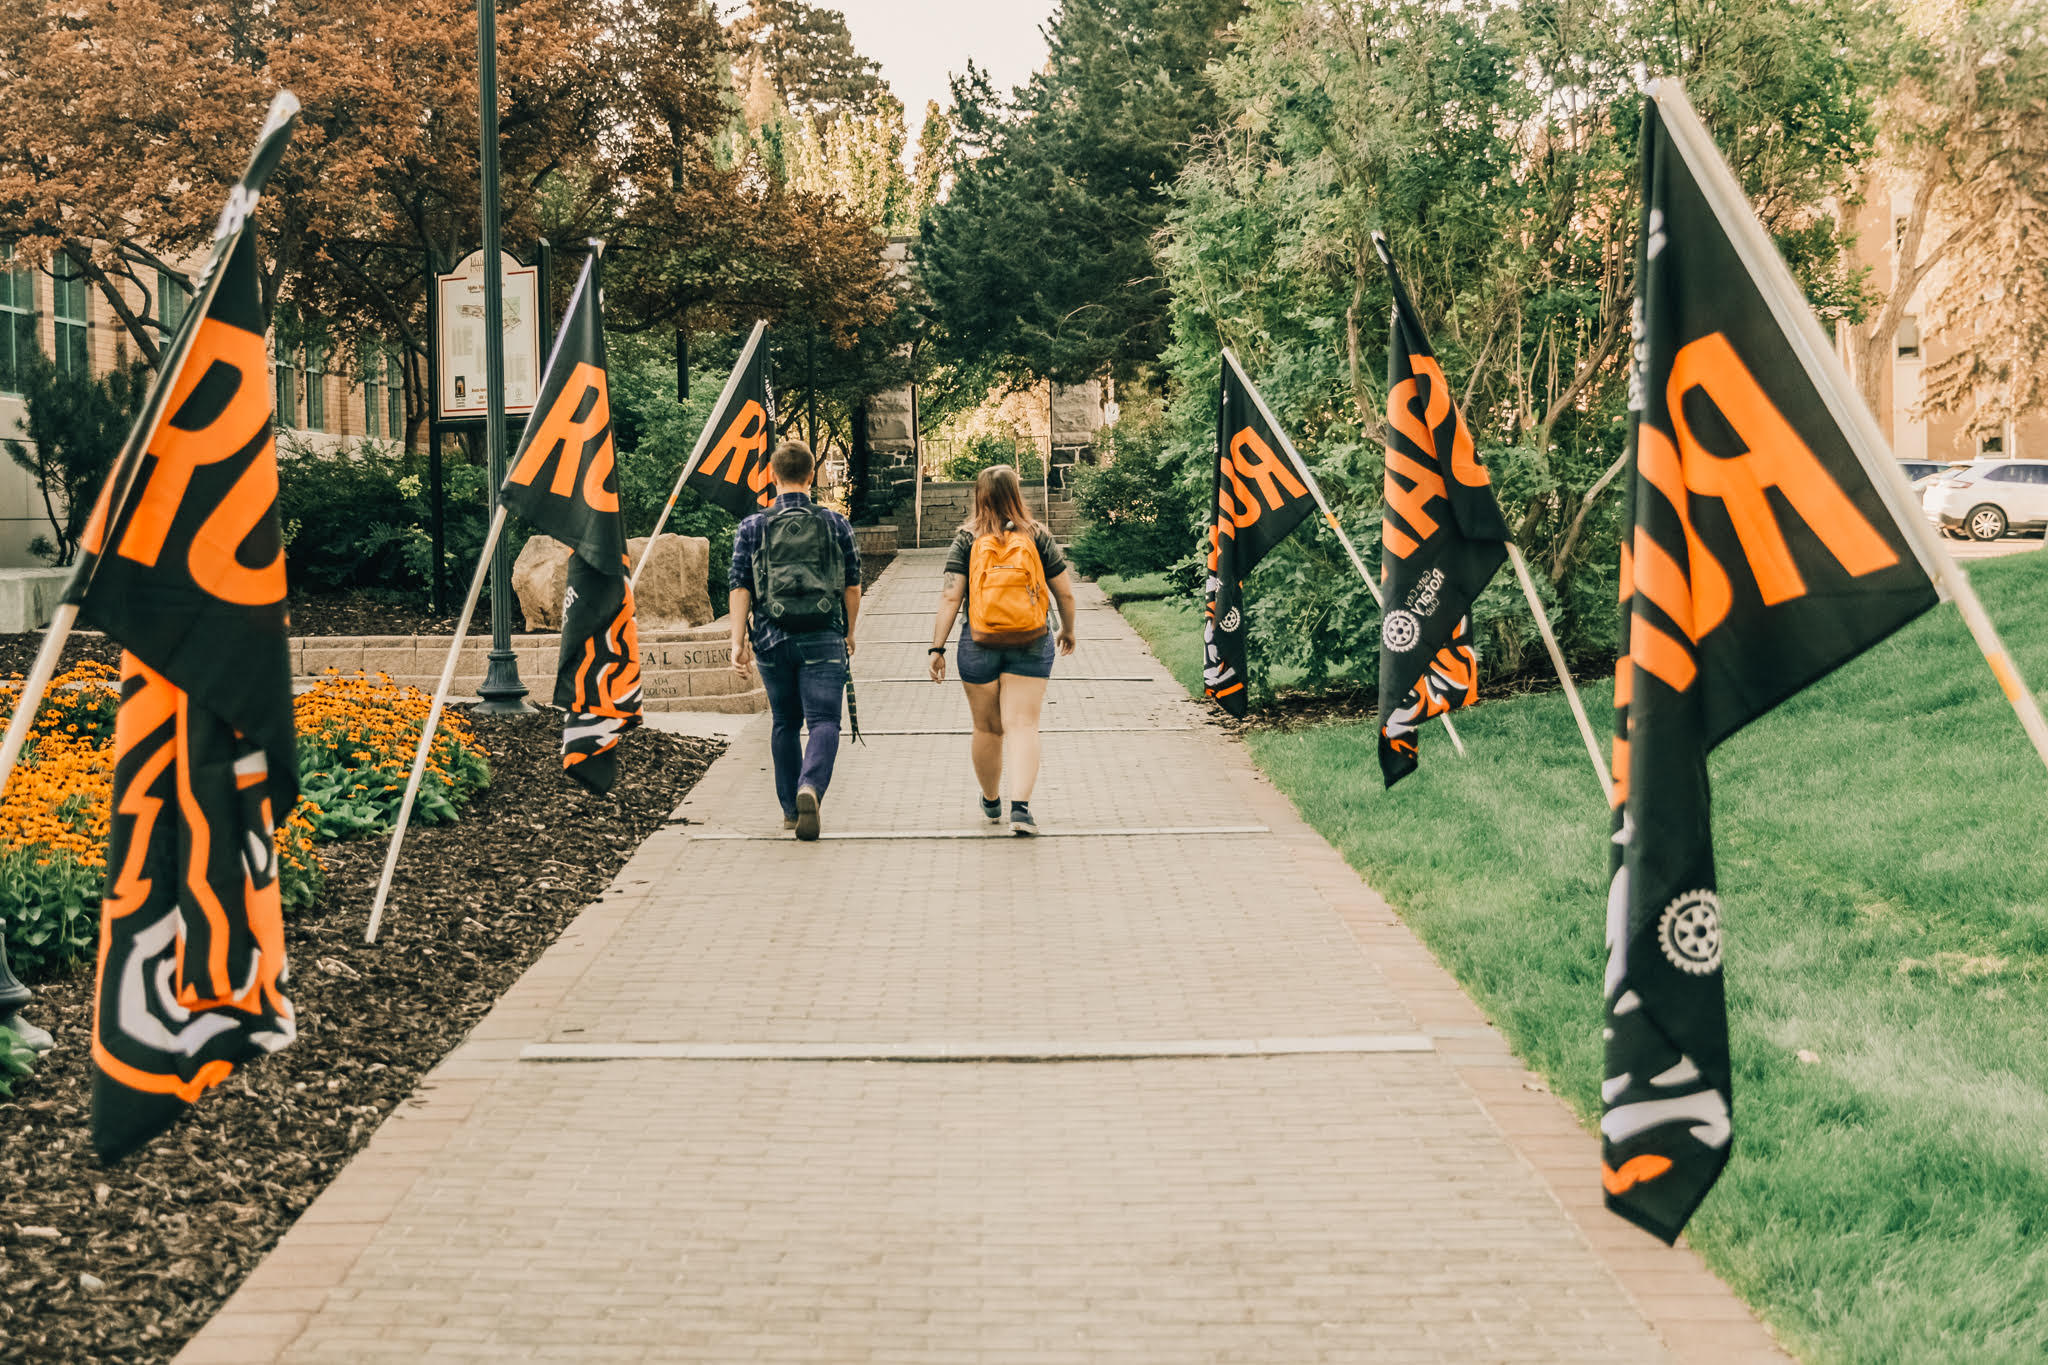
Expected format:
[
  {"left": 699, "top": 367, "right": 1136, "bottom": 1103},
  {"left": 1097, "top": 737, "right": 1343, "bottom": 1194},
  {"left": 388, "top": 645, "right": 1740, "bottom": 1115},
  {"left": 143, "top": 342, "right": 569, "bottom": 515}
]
[
  {"left": 295, "top": 671, "right": 489, "bottom": 838},
  {"left": 0, "top": 666, "right": 491, "bottom": 983}
]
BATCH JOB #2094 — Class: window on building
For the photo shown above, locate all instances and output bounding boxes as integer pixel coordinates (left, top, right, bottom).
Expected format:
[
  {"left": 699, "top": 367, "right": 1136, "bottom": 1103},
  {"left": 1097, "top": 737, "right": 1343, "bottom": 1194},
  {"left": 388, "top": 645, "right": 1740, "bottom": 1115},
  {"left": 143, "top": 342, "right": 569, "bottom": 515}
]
[
  {"left": 0, "top": 244, "right": 34, "bottom": 397},
  {"left": 158, "top": 268, "right": 187, "bottom": 338},
  {"left": 275, "top": 344, "right": 298, "bottom": 428},
  {"left": 1896, "top": 316, "right": 1921, "bottom": 360},
  {"left": 1980, "top": 432, "right": 2006, "bottom": 458},
  {"left": 386, "top": 349, "right": 404, "bottom": 440},
  {"left": 305, "top": 340, "right": 326, "bottom": 431},
  {"left": 360, "top": 340, "right": 384, "bottom": 439},
  {"left": 51, "top": 254, "right": 89, "bottom": 379}
]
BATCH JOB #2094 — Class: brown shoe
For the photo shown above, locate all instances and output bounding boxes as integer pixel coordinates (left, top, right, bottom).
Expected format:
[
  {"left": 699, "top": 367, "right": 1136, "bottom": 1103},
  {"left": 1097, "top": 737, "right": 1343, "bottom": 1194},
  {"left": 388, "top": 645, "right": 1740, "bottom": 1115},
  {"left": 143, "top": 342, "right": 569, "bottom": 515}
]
[{"left": 794, "top": 788, "right": 821, "bottom": 842}]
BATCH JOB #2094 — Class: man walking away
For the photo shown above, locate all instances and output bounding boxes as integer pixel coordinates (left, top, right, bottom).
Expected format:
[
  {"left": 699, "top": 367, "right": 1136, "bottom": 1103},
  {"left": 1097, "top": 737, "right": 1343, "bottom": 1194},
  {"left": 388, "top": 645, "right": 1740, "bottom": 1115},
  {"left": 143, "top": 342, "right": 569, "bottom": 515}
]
[{"left": 729, "top": 440, "right": 861, "bottom": 840}]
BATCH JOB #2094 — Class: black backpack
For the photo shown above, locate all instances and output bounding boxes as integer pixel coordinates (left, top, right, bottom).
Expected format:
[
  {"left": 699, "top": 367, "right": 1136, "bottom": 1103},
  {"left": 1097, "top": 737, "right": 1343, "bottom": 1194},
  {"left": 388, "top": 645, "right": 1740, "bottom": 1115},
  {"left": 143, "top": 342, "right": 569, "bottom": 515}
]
[{"left": 754, "top": 503, "right": 844, "bottom": 634}]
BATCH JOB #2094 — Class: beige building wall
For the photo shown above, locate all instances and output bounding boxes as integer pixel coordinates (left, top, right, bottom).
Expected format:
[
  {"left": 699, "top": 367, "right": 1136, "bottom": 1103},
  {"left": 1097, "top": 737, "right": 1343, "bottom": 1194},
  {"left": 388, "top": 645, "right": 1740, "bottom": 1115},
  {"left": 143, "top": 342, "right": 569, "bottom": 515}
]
[
  {"left": 0, "top": 250, "right": 410, "bottom": 570},
  {"left": 1847, "top": 188, "right": 2048, "bottom": 465}
]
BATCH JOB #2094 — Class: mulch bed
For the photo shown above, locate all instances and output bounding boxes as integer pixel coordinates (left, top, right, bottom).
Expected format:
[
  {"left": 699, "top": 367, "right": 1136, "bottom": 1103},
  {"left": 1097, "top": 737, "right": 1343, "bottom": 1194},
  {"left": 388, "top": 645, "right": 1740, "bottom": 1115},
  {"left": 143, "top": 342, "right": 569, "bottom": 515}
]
[
  {"left": 0, "top": 631, "right": 120, "bottom": 679},
  {"left": 1220, "top": 670, "right": 1585, "bottom": 734},
  {"left": 284, "top": 589, "right": 531, "bottom": 638},
  {"left": 0, "top": 714, "right": 722, "bottom": 1364}
]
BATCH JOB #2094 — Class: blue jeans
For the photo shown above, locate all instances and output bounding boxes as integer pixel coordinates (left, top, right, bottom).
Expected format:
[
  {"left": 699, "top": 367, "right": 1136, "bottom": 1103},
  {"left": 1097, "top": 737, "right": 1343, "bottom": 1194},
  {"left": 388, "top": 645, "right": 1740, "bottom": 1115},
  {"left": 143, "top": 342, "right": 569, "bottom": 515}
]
[{"left": 756, "top": 631, "right": 848, "bottom": 817}]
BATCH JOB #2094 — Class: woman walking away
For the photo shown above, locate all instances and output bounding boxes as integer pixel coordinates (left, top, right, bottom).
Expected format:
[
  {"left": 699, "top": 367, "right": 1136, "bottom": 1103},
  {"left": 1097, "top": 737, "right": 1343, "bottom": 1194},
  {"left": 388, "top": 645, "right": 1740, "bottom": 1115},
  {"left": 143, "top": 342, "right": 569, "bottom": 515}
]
[{"left": 928, "top": 464, "right": 1077, "bottom": 835}]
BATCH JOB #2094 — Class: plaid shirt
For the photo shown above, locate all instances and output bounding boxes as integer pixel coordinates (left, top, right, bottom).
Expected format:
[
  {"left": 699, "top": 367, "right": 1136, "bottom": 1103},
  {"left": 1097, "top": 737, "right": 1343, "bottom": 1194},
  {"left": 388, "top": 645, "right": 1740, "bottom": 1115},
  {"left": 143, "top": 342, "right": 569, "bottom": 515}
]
[{"left": 730, "top": 492, "right": 861, "bottom": 654}]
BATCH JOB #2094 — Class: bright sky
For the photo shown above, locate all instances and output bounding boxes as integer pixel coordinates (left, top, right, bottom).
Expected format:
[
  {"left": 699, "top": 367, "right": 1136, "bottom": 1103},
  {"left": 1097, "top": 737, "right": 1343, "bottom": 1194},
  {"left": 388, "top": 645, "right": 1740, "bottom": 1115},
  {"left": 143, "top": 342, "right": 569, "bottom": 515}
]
[{"left": 829, "top": 0, "right": 1060, "bottom": 138}]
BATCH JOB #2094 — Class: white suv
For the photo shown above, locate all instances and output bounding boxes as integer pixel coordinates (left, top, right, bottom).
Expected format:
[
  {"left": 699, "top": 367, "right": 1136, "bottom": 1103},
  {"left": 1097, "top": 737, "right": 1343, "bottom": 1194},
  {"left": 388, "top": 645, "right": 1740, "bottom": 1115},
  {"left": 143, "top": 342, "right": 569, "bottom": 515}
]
[{"left": 1926, "top": 460, "right": 2048, "bottom": 540}]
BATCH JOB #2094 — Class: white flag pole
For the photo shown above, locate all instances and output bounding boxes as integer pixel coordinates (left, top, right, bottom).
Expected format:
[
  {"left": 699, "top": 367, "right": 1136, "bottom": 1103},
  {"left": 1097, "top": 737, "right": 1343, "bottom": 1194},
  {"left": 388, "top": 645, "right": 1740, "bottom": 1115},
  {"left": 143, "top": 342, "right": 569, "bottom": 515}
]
[
  {"left": 1650, "top": 78, "right": 2048, "bottom": 776},
  {"left": 1505, "top": 543, "right": 1613, "bottom": 801},
  {"left": 364, "top": 503, "right": 508, "bottom": 945},
  {"left": 0, "top": 606, "right": 79, "bottom": 800},
  {"left": 632, "top": 320, "right": 767, "bottom": 590},
  {"left": 1223, "top": 349, "right": 1466, "bottom": 755}
]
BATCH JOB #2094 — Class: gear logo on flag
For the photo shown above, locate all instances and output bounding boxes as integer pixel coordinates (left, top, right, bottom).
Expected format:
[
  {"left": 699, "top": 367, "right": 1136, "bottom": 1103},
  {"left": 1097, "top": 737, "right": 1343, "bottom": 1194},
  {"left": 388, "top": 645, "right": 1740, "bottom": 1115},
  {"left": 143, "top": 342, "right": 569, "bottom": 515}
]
[
  {"left": 1382, "top": 610, "right": 1420, "bottom": 652},
  {"left": 1658, "top": 892, "right": 1723, "bottom": 975},
  {"left": 1219, "top": 607, "right": 1240, "bottom": 633}
]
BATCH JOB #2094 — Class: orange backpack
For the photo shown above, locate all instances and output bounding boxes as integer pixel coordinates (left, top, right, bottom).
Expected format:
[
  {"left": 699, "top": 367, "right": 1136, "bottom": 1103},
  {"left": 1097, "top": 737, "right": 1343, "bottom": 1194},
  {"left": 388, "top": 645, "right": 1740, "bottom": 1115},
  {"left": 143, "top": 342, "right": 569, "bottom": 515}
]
[{"left": 967, "top": 528, "right": 1051, "bottom": 647}]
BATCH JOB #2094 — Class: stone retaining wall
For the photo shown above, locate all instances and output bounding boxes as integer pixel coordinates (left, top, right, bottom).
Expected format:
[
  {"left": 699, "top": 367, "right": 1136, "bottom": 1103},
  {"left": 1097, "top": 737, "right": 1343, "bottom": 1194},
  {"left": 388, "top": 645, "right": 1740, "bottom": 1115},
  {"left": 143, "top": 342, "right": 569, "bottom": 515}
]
[
  {"left": 915, "top": 483, "right": 1082, "bottom": 547},
  {"left": 853, "top": 525, "right": 899, "bottom": 560},
  {"left": 295, "top": 619, "right": 763, "bottom": 713}
]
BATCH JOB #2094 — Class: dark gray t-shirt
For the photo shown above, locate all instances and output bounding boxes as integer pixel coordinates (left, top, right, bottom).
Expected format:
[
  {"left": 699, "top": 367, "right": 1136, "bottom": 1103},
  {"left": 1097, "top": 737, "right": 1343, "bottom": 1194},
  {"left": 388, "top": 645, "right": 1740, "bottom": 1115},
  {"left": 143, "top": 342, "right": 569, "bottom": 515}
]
[
  {"left": 944, "top": 524, "right": 1068, "bottom": 580},
  {"left": 944, "top": 524, "right": 1068, "bottom": 628}
]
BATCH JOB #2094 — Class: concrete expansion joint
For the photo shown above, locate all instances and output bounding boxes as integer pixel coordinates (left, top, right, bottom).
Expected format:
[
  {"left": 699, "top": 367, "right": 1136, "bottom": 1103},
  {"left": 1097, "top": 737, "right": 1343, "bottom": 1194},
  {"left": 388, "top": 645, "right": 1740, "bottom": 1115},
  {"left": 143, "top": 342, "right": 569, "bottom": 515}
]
[
  {"left": 516, "top": 1035, "right": 1441, "bottom": 1063},
  {"left": 681, "top": 825, "right": 1272, "bottom": 841}
]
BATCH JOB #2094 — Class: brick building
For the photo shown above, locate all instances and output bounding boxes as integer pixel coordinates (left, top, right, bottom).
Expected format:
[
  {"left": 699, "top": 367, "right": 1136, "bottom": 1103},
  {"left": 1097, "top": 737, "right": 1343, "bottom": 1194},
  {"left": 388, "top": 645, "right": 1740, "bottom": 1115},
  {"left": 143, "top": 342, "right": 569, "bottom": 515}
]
[
  {"left": 1845, "top": 185, "right": 2048, "bottom": 466},
  {"left": 0, "top": 244, "right": 410, "bottom": 568}
]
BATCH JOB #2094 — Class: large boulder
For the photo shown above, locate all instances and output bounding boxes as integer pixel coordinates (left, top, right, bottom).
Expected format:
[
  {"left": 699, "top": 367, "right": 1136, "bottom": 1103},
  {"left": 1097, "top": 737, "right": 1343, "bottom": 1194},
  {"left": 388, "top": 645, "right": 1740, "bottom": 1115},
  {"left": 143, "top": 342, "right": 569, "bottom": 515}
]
[
  {"left": 510, "top": 532, "right": 714, "bottom": 631},
  {"left": 511, "top": 535, "right": 574, "bottom": 631},
  {"left": 627, "top": 533, "right": 714, "bottom": 627}
]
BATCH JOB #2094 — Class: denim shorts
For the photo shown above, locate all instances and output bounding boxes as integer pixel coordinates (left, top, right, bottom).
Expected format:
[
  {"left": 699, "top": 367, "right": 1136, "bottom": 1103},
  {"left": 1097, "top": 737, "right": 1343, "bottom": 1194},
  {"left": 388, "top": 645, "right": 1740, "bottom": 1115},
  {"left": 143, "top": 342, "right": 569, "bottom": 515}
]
[{"left": 956, "top": 626, "right": 1055, "bottom": 685}]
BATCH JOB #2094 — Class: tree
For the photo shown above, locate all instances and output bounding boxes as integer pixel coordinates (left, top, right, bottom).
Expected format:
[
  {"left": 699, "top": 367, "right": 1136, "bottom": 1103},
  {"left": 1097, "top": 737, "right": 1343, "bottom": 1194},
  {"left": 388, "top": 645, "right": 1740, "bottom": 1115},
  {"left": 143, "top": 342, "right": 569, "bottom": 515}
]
[
  {"left": 916, "top": 0, "right": 1248, "bottom": 387},
  {"left": 2, "top": 352, "right": 149, "bottom": 565},
  {"left": 910, "top": 101, "right": 954, "bottom": 221},
  {"left": 728, "top": 0, "right": 889, "bottom": 131},
  {"left": 0, "top": 0, "right": 612, "bottom": 391},
  {"left": 0, "top": 0, "right": 270, "bottom": 368},
  {"left": 1861, "top": 0, "right": 2048, "bottom": 435},
  {"left": 0, "top": 0, "right": 905, "bottom": 452},
  {"left": 1143, "top": 0, "right": 1893, "bottom": 693},
  {"left": 603, "top": 0, "right": 901, "bottom": 348},
  {"left": 757, "top": 97, "right": 916, "bottom": 233}
]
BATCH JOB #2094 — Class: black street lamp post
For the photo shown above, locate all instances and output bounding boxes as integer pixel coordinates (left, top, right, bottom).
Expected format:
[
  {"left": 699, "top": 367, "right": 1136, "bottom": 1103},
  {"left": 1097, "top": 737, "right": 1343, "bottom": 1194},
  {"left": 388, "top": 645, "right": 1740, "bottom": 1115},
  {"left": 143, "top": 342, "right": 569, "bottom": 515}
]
[{"left": 473, "top": 0, "right": 533, "bottom": 715}]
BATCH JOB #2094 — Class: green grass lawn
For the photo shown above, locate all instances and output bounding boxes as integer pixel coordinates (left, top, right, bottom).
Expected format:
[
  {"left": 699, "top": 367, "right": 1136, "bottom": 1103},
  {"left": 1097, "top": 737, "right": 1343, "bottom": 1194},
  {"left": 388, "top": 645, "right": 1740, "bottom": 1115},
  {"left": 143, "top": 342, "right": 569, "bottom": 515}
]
[
  {"left": 1121, "top": 555, "right": 2048, "bottom": 1363},
  {"left": 1094, "top": 571, "right": 1176, "bottom": 604}
]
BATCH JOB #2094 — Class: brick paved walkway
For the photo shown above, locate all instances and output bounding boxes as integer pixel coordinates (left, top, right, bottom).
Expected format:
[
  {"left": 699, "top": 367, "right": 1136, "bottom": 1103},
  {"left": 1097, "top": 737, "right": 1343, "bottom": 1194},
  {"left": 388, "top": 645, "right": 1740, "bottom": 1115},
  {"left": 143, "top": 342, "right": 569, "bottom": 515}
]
[{"left": 178, "top": 551, "right": 1786, "bottom": 1364}]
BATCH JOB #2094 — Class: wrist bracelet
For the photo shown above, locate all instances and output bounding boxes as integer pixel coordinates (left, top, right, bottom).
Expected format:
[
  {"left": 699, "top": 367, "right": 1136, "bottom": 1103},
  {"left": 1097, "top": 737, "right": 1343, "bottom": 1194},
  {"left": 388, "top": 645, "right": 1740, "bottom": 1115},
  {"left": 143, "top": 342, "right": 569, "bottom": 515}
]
[{"left": 928, "top": 646, "right": 944, "bottom": 655}]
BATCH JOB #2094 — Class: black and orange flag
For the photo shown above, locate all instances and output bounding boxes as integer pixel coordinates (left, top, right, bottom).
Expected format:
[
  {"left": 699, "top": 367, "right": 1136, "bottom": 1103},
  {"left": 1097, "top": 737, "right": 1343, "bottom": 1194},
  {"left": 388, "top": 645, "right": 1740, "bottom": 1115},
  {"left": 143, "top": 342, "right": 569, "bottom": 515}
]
[
  {"left": 68, "top": 94, "right": 302, "bottom": 1161},
  {"left": 1373, "top": 236, "right": 1510, "bottom": 786},
  {"left": 500, "top": 252, "right": 642, "bottom": 794},
  {"left": 1203, "top": 351, "right": 1317, "bottom": 716},
  {"left": 680, "top": 322, "right": 776, "bottom": 518},
  {"left": 1601, "top": 86, "right": 1939, "bottom": 1242}
]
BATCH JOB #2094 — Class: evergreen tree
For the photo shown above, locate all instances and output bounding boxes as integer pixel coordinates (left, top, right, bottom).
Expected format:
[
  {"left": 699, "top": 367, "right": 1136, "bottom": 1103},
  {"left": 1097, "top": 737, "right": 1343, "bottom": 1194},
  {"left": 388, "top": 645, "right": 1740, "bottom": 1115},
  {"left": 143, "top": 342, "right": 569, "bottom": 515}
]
[
  {"left": 916, "top": 0, "right": 1246, "bottom": 387},
  {"left": 910, "top": 101, "right": 954, "bottom": 221},
  {"left": 729, "top": 0, "right": 890, "bottom": 131},
  {"left": 3, "top": 353, "right": 150, "bottom": 565}
]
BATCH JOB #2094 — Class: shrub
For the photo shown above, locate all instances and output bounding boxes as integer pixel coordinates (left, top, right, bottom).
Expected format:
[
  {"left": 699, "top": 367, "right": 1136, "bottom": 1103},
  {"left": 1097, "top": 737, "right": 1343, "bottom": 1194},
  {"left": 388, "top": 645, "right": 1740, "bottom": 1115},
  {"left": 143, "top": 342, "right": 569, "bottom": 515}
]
[
  {"left": 294, "top": 672, "right": 491, "bottom": 836},
  {"left": 2, "top": 351, "right": 151, "bottom": 565},
  {"left": 938, "top": 430, "right": 1042, "bottom": 482},
  {"left": 0, "top": 847, "right": 102, "bottom": 980},
  {"left": 1067, "top": 417, "right": 1199, "bottom": 580},
  {"left": 0, "top": 1020, "right": 37, "bottom": 1098},
  {"left": 609, "top": 351, "right": 739, "bottom": 616},
  {"left": 276, "top": 437, "right": 494, "bottom": 602}
]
